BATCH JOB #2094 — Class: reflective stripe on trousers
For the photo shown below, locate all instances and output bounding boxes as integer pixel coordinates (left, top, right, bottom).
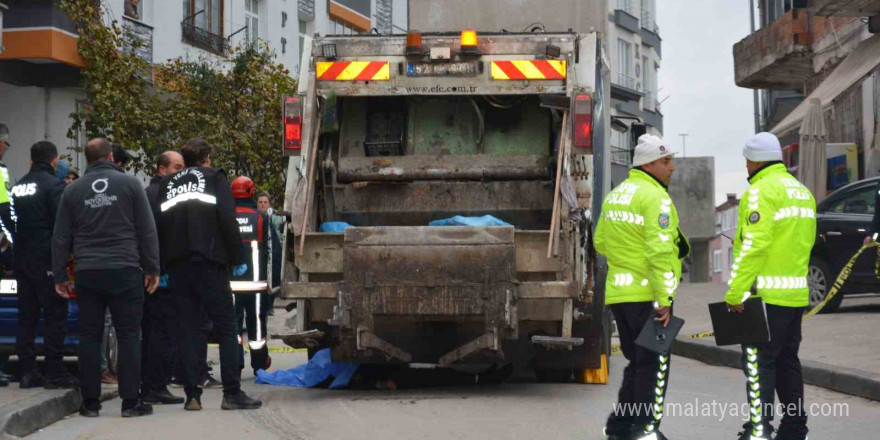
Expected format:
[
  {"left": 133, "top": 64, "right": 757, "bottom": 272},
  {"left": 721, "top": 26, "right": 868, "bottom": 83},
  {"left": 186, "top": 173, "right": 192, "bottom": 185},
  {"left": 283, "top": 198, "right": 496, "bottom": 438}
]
[{"left": 643, "top": 354, "right": 670, "bottom": 436}]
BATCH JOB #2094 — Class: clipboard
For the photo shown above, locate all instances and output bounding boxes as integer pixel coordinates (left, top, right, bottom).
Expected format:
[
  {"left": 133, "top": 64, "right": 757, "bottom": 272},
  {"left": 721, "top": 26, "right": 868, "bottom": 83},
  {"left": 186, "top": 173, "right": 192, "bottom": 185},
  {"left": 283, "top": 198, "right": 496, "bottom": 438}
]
[
  {"left": 635, "top": 315, "right": 685, "bottom": 355},
  {"left": 708, "top": 297, "right": 770, "bottom": 346}
]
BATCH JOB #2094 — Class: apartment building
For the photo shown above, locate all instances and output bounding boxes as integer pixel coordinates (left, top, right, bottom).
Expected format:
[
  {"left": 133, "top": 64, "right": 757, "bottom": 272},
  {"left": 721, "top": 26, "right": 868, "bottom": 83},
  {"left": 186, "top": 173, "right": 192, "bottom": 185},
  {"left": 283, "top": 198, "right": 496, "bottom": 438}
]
[
  {"left": 733, "top": 0, "right": 880, "bottom": 187},
  {"left": 0, "top": 0, "right": 407, "bottom": 181},
  {"left": 607, "top": 0, "right": 662, "bottom": 186}
]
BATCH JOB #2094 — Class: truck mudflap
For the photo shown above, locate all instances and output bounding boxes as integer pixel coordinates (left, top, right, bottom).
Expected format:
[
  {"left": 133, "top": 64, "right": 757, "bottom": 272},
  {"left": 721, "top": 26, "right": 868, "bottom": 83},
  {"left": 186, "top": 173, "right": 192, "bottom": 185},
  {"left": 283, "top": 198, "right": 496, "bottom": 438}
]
[{"left": 328, "top": 226, "right": 518, "bottom": 364}]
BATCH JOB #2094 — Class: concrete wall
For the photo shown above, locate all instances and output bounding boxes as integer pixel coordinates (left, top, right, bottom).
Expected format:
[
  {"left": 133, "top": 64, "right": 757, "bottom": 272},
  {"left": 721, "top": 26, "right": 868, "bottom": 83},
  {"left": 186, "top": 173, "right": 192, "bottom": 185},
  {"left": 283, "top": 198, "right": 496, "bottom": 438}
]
[
  {"left": 0, "top": 83, "right": 85, "bottom": 182},
  {"left": 668, "top": 157, "right": 715, "bottom": 241},
  {"left": 408, "top": 0, "right": 607, "bottom": 34}
]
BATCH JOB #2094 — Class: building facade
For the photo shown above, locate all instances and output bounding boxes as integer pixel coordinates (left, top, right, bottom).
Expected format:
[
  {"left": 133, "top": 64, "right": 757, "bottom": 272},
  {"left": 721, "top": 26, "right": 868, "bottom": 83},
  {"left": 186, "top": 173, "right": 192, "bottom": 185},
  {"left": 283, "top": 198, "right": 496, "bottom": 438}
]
[
  {"left": 733, "top": 0, "right": 880, "bottom": 188},
  {"left": 607, "top": 0, "right": 663, "bottom": 188},
  {"left": 708, "top": 194, "right": 738, "bottom": 284},
  {"left": 667, "top": 156, "right": 716, "bottom": 283},
  {"left": 0, "top": 0, "right": 407, "bottom": 181}
]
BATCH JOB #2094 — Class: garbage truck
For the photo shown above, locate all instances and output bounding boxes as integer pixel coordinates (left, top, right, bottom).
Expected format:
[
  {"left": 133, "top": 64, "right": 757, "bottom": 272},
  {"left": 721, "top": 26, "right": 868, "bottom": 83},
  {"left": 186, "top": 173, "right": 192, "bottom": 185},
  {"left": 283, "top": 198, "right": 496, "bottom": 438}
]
[{"left": 277, "top": 28, "right": 613, "bottom": 382}]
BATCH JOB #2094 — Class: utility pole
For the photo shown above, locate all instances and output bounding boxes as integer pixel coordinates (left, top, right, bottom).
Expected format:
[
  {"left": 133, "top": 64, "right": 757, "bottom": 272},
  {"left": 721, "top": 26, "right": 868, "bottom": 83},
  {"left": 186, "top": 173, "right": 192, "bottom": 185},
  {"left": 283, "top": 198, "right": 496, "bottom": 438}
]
[{"left": 678, "top": 133, "right": 689, "bottom": 157}]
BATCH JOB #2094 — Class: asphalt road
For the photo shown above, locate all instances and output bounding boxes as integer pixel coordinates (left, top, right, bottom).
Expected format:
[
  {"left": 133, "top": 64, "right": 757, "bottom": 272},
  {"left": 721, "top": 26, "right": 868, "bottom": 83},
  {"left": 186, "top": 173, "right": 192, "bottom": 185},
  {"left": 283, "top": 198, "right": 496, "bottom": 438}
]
[{"left": 26, "top": 350, "right": 880, "bottom": 440}]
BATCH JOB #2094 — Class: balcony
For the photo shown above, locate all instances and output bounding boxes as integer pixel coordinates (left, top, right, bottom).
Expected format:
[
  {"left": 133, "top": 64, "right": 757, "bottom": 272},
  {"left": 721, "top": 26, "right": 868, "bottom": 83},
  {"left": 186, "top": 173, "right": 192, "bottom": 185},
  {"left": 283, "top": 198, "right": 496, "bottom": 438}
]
[
  {"left": 733, "top": 9, "right": 815, "bottom": 90},
  {"left": 182, "top": 21, "right": 228, "bottom": 56},
  {"left": 808, "top": 0, "right": 880, "bottom": 17},
  {"left": 123, "top": 16, "right": 153, "bottom": 80},
  {"left": 614, "top": 0, "right": 640, "bottom": 34}
]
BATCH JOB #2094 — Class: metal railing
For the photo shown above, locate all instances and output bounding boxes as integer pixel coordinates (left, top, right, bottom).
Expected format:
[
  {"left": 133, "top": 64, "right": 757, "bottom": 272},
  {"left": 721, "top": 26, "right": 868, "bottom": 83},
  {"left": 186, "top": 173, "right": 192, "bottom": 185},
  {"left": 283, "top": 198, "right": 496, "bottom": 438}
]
[
  {"left": 611, "top": 145, "right": 632, "bottom": 166},
  {"left": 615, "top": 72, "right": 636, "bottom": 90},
  {"left": 181, "top": 21, "right": 228, "bottom": 56},
  {"left": 616, "top": 0, "right": 635, "bottom": 15},
  {"left": 641, "top": 9, "right": 660, "bottom": 34}
]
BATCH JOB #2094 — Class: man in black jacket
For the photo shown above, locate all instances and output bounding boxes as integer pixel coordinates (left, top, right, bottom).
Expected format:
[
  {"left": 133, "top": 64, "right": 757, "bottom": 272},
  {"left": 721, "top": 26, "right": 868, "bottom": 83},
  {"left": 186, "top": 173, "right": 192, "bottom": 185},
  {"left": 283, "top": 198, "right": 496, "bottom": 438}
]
[
  {"left": 156, "top": 138, "right": 261, "bottom": 411},
  {"left": 53, "top": 138, "right": 159, "bottom": 418},
  {"left": 140, "top": 151, "right": 185, "bottom": 405},
  {"left": 13, "top": 141, "right": 78, "bottom": 389}
]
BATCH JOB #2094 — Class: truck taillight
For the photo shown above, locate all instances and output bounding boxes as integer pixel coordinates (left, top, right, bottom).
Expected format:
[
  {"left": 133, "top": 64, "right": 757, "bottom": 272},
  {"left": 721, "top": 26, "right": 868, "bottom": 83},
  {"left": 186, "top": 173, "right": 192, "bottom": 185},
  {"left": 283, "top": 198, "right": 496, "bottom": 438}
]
[
  {"left": 573, "top": 94, "right": 593, "bottom": 149},
  {"left": 284, "top": 96, "right": 302, "bottom": 150}
]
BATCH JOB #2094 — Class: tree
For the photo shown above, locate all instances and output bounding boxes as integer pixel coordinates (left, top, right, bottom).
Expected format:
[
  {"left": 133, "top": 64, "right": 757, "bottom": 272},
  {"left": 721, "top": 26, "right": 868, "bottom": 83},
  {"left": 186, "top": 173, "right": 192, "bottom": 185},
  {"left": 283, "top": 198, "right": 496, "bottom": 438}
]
[{"left": 61, "top": 0, "right": 297, "bottom": 202}]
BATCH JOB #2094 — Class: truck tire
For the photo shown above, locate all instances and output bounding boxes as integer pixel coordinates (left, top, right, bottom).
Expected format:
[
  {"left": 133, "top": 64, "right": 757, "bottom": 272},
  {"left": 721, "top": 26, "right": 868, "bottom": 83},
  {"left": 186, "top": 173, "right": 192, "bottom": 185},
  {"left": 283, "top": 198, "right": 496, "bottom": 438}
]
[{"left": 808, "top": 257, "right": 842, "bottom": 314}]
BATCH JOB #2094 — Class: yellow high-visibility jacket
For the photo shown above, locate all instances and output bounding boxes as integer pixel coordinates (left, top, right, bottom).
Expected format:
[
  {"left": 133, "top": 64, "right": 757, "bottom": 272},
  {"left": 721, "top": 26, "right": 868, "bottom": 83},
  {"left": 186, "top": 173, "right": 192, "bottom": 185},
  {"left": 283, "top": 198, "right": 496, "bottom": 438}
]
[
  {"left": 595, "top": 169, "right": 690, "bottom": 307},
  {"left": 725, "top": 163, "right": 816, "bottom": 307}
]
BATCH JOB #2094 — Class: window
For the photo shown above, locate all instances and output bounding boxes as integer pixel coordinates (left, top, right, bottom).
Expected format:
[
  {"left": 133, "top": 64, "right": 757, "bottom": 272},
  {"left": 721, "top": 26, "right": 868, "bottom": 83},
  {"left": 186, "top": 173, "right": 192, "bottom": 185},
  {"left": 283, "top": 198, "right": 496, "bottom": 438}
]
[
  {"left": 125, "top": 0, "right": 144, "bottom": 20},
  {"left": 245, "top": 0, "right": 259, "bottom": 42},
  {"left": 183, "top": 0, "right": 223, "bottom": 36},
  {"left": 329, "top": 18, "right": 363, "bottom": 35},
  {"left": 299, "top": 19, "right": 307, "bottom": 58},
  {"left": 713, "top": 250, "right": 722, "bottom": 273},
  {"left": 616, "top": 39, "right": 633, "bottom": 89},
  {"left": 824, "top": 186, "right": 878, "bottom": 215}
]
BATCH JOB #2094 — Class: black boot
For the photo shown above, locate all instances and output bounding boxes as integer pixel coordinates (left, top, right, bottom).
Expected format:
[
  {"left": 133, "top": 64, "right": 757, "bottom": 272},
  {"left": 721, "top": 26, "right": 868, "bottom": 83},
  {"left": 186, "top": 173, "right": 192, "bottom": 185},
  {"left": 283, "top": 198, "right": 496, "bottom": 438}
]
[
  {"left": 221, "top": 392, "right": 262, "bottom": 410},
  {"left": 19, "top": 372, "right": 45, "bottom": 389},
  {"left": 121, "top": 400, "right": 153, "bottom": 418},
  {"left": 79, "top": 400, "right": 101, "bottom": 418},
  {"left": 45, "top": 374, "right": 79, "bottom": 389},
  {"left": 184, "top": 396, "right": 202, "bottom": 411},
  {"left": 142, "top": 388, "right": 185, "bottom": 405}
]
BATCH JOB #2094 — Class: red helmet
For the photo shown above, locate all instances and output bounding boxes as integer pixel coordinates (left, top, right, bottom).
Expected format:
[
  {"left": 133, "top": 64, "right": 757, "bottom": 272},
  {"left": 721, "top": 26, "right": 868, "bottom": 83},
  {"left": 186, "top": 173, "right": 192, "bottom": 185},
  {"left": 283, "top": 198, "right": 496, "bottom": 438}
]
[{"left": 231, "top": 176, "right": 256, "bottom": 199}]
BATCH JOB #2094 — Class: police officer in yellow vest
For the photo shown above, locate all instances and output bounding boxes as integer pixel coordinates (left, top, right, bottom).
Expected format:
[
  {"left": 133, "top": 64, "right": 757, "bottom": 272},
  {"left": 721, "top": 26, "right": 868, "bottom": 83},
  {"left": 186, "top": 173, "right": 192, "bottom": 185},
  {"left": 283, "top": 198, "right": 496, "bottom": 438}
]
[
  {"left": 726, "top": 133, "right": 815, "bottom": 440},
  {"left": 595, "top": 134, "right": 690, "bottom": 440}
]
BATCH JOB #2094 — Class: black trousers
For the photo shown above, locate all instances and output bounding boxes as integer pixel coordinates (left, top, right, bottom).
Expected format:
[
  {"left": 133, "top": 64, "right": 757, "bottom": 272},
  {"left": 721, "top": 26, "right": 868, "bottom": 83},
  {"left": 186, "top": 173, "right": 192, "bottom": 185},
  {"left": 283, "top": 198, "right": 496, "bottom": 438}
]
[
  {"left": 741, "top": 304, "right": 808, "bottom": 440},
  {"left": 169, "top": 259, "right": 240, "bottom": 397},
  {"left": 16, "top": 272, "right": 68, "bottom": 378},
  {"left": 140, "top": 286, "right": 177, "bottom": 394},
  {"left": 235, "top": 291, "right": 269, "bottom": 372},
  {"left": 606, "top": 302, "right": 671, "bottom": 437},
  {"left": 76, "top": 268, "right": 144, "bottom": 403},
  {"left": 171, "top": 309, "right": 210, "bottom": 382}
]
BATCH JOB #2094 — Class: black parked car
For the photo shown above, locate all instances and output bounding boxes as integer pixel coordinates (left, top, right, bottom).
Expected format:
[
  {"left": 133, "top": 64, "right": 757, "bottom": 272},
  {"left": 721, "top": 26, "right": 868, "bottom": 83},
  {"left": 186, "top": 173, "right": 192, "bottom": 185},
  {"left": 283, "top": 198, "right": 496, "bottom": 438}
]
[{"left": 810, "top": 177, "right": 880, "bottom": 312}]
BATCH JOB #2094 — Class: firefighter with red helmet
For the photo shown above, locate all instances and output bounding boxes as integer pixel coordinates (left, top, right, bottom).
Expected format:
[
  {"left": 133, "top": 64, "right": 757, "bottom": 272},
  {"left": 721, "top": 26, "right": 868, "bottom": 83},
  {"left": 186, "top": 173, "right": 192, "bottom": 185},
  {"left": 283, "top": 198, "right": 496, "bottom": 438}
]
[{"left": 230, "top": 176, "right": 281, "bottom": 376}]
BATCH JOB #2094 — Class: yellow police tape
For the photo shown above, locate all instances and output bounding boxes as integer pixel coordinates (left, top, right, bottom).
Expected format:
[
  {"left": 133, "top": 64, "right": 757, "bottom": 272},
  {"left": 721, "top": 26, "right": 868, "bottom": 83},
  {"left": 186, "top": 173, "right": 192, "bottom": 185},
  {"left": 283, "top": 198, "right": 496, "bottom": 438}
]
[
  {"left": 207, "top": 343, "right": 306, "bottom": 354},
  {"left": 804, "top": 242, "right": 880, "bottom": 318},
  {"left": 609, "top": 243, "right": 880, "bottom": 355}
]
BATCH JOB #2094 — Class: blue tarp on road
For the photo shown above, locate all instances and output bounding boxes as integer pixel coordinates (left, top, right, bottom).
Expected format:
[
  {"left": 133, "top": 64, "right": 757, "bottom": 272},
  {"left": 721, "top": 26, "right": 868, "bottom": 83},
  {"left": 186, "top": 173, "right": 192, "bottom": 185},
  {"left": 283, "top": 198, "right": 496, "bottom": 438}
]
[{"left": 255, "top": 348, "right": 359, "bottom": 389}]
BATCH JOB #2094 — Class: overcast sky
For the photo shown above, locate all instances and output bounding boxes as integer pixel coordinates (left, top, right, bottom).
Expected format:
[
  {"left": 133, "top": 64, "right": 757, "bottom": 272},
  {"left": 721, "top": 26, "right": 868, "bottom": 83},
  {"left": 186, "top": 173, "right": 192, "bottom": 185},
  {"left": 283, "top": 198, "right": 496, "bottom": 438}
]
[{"left": 658, "top": 0, "right": 757, "bottom": 205}]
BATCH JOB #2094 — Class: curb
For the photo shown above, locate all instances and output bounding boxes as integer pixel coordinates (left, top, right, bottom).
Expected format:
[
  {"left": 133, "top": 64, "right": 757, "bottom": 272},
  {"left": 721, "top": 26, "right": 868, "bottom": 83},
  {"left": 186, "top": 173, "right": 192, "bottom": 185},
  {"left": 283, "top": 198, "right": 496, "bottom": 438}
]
[
  {"left": 0, "top": 388, "right": 118, "bottom": 439},
  {"left": 674, "top": 337, "right": 880, "bottom": 402}
]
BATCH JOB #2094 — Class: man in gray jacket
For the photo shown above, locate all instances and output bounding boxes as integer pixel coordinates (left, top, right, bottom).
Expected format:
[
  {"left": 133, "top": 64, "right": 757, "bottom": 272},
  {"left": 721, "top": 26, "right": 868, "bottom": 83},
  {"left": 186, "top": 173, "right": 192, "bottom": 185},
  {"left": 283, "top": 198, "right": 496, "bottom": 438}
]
[{"left": 52, "top": 138, "right": 160, "bottom": 418}]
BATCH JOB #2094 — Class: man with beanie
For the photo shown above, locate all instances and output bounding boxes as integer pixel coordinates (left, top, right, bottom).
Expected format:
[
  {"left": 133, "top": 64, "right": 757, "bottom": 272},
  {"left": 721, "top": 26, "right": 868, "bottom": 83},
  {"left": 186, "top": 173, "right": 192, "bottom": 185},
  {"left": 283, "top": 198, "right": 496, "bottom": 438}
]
[
  {"left": 595, "top": 134, "right": 690, "bottom": 440},
  {"left": 230, "top": 176, "right": 281, "bottom": 376},
  {"left": 156, "top": 138, "right": 261, "bottom": 411},
  {"left": 726, "top": 133, "right": 815, "bottom": 440},
  {"left": 12, "top": 141, "right": 79, "bottom": 389}
]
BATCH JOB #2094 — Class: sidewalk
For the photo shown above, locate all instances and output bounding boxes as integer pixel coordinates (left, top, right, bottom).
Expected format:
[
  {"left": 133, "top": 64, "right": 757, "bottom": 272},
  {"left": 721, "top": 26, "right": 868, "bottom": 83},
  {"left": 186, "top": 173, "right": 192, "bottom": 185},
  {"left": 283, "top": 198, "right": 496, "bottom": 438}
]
[
  {"left": 672, "top": 282, "right": 880, "bottom": 401},
  {"left": 0, "top": 381, "right": 117, "bottom": 439}
]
